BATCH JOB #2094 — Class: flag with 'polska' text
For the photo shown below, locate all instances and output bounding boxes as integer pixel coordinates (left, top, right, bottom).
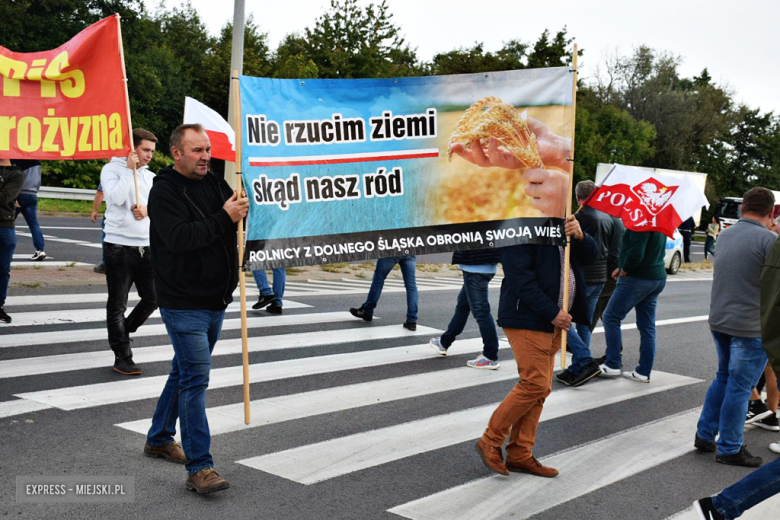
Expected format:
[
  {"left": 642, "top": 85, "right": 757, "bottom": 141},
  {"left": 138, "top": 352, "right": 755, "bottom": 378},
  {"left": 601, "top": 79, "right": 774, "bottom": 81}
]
[{"left": 582, "top": 164, "right": 709, "bottom": 238}]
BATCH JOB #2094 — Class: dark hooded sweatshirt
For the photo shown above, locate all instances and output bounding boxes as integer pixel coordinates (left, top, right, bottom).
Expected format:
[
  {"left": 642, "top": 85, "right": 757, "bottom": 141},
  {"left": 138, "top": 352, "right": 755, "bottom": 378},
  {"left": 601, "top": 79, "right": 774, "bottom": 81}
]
[{"left": 147, "top": 166, "right": 238, "bottom": 310}]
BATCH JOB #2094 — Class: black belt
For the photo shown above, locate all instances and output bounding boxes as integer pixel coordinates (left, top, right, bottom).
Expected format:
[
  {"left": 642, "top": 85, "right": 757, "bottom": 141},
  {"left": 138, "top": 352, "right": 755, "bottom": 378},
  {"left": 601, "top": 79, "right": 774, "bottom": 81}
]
[{"left": 105, "top": 242, "right": 149, "bottom": 256}]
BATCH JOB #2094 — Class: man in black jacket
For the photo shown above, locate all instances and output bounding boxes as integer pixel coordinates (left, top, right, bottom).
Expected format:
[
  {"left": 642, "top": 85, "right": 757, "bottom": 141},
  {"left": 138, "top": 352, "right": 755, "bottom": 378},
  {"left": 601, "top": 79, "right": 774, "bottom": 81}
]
[
  {"left": 0, "top": 159, "right": 24, "bottom": 323},
  {"left": 144, "top": 124, "right": 248, "bottom": 494},
  {"left": 557, "top": 181, "right": 619, "bottom": 388},
  {"left": 429, "top": 248, "right": 501, "bottom": 369},
  {"left": 475, "top": 215, "right": 597, "bottom": 478},
  {"left": 678, "top": 216, "right": 695, "bottom": 263}
]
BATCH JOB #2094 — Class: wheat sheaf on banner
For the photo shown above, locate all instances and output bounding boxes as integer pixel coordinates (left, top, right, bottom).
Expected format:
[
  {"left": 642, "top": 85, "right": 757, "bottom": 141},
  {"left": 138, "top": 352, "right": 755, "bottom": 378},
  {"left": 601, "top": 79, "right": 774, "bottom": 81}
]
[{"left": 447, "top": 97, "right": 544, "bottom": 169}]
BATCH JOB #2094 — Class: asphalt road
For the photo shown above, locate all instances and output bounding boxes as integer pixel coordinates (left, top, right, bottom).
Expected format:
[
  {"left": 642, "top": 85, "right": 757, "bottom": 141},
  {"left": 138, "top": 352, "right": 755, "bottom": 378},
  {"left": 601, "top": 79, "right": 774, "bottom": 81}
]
[{"left": 1, "top": 216, "right": 776, "bottom": 520}]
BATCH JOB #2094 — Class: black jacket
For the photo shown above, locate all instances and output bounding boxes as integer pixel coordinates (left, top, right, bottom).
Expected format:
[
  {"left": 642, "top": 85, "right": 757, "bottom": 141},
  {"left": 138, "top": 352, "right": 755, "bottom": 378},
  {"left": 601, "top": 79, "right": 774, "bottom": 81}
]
[
  {"left": 497, "top": 234, "right": 598, "bottom": 332},
  {"left": 0, "top": 165, "right": 24, "bottom": 228},
  {"left": 575, "top": 206, "right": 619, "bottom": 284},
  {"left": 452, "top": 248, "right": 501, "bottom": 265},
  {"left": 148, "top": 166, "right": 238, "bottom": 310}
]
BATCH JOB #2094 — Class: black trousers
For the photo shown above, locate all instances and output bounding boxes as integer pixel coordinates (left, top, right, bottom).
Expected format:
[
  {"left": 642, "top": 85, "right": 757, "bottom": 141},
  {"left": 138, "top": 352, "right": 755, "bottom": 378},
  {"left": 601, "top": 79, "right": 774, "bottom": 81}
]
[
  {"left": 105, "top": 243, "right": 157, "bottom": 357},
  {"left": 680, "top": 230, "right": 693, "bottom": 263}
]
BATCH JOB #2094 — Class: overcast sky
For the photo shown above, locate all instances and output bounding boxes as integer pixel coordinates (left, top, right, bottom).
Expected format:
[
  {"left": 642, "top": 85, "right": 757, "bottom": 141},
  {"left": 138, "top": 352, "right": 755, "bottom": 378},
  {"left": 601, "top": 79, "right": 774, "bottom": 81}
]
[{"left": 186, "top": 0, "right": 780, "bottom": 114}]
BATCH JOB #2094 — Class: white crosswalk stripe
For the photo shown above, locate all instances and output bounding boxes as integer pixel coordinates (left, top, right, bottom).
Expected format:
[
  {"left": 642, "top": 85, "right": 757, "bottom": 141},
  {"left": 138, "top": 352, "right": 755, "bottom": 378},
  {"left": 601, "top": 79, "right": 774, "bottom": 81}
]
[
  {"left": 3, "top": 280, "right": 742, "bottom": 519},
  {"left": 236, "top": 372, "right": 701, "bottom": 484},
  {"left": 389, "top": 409, "right": 702, "bottom": 520}
]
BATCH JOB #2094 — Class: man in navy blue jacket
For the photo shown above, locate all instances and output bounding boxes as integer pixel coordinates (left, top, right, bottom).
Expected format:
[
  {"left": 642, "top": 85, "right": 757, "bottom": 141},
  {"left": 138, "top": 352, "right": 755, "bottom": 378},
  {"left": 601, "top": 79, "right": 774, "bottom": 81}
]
[{"left": 475, "top": 215, "right": 598, "bottom": 477}]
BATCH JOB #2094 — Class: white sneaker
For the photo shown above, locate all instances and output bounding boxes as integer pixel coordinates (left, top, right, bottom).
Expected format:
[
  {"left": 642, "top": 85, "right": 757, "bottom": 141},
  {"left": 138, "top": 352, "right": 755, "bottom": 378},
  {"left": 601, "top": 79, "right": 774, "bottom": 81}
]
[
  {"left": 598, "top": 364, "right": 621, "bottom": 377},
  {"left": 622, "top": 370, "right": 650, "bottom": 383},
  {"left": 770, "top": 442, "right": 780, "bottom": 454},
  {"left": 429, "top": 338, "right": 447, "bottom": 356},
  {"left": 466, "top": 355, "right": 500, "bottom": 370},
  {"left": 31, "top": 250, "right": 46, "bottom": 261}
]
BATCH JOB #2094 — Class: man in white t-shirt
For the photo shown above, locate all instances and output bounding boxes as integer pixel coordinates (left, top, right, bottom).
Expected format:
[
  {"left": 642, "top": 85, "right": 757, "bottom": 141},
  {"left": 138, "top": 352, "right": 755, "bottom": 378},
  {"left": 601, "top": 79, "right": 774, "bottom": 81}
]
[{"left": 101, "top": 128, "right": 158, "bottom": 375}]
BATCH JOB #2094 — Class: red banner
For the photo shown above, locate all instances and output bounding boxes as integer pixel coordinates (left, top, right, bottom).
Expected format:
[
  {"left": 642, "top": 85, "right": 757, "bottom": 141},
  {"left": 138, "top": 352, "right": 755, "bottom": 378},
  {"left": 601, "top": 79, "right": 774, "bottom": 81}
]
[{"left": 0, "top": 15, "right": 132, "bottom": 160}]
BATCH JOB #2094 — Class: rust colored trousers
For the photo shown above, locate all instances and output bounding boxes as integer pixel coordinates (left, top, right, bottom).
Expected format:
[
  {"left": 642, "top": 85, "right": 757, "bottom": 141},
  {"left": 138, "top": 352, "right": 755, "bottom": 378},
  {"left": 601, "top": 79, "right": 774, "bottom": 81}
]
[{"left": 481, "top": 327, "right": 561, "bottom": 462}]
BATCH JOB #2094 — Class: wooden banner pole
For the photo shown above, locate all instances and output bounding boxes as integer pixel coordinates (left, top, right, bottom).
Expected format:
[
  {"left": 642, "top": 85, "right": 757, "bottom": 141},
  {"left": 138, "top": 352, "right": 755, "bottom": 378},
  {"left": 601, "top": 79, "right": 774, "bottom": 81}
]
[
  {"left": 560, "top": 44, "right": 579, "bottom": 368},
  {"left": 115, "top": 14, "right": 141, "bottom": 205},
  {"left": 231, "top": 71, "right": 251, "bottom": 425}
]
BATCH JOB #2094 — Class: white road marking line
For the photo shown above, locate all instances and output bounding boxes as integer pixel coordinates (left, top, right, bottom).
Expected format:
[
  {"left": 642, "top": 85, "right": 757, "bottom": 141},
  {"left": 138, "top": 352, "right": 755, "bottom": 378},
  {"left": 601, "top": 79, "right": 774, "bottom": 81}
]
[
  {"left": 11, "top": 261, "right": 91, "bottom": 267},
  {"left": 0, "top": 311, "right": 368, "bottom": 349},
  {"left": 388, "top": 408, "right": 703, "bottom": 520},
  {"left": 236, "top": 372, "right": 702, "bottom": 484},
  {"left": 0, "top": 325, "right": 442, "bottom": 380},
  {"left": 19, "top": 226, "right": 101, "bottom": 231},
  {"left": 665, "top": 494, "right": 780, "bottom": 520},
  {"left": 116, "top": 342, "right": 518, "bottom": 437},
  {"left": 0, "top": 399, "right": 53, "bottom": 418},
  {"left": 0, "top": 300, "right": 311, "bottom": 327},
  {"left": 15, "top": 338, "right": 488, "bottom": 411}
]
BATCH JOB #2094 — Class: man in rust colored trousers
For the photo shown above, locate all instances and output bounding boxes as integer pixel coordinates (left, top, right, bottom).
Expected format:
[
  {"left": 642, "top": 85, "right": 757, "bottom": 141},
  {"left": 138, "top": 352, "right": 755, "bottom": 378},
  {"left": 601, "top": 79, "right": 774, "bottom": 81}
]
[{"left": 475, "top": 215, "right": 597, "bottom": 477}]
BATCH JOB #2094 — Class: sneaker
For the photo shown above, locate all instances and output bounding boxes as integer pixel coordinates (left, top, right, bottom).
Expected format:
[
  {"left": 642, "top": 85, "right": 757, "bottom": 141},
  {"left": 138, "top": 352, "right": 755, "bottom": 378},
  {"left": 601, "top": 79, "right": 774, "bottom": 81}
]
[
  {"left": 144, "top": 442, "right": 187, "bottom": 464},
  {"left": 694, "top": 434, "right": 716, "bottom": 453},
  {"left": 403, "top": 321, "right": 417, "bottom": 331},
  {"left": 755, "top": 412, "right": 780, "bottom": 431},
  {"left": 716, "top": 445, "right": 762, "bottom": 467},
  {"left": 505, "top": 456, "right": 559, "bottom": 478},
  {"left": 622, "top": 370, "right": 650, "bottom": 383},
  {"left": 266, "top": 303, "right": 283, "bottom": 315},
  {"left": 571, "top": 361, "right": 602, "bottom": 388},
  {"left": 692, "top": 497, "right": 725, "bottom": 520},
  {"left": 746, "top": 399, "right": 773, "bottom": 424},
  {"left": 185, "top": 467, "right": 230, "bottom": 494},
  {"left": 113, "top": 356, "right": 141, "bottom": 376},
  {"left": 555, "top": 369, "right": 575, "bottom": 386},
  {"left": 429, "top": 338, "right": 447, "bottom": 356},
  {"left": 31, "top": 250, "right": 46, "bottom": 261},
  {"left": 770, "top": 441, "right": 780, "bottom": 454},
  {"left": 598, "top": 364, "right": 621, "bottom": 377},
  {"left": 0, "top": 306, "right": 10, "bottom": 324},
  {"left": 93, "top": 264, "right": 106, "bottom": 274},
  {"left": 252, "top": 294, "right": 275, "bottom": 310},
  {"left": 349, "top": 306, "right": 372, "bottom": 322},
  {"left": 474, "top": 439, "right": 509, "bottom": 476},
  {"left": 467, "top": 355, "right": 500, "bottom": 370},
  {"left": 594, "top": 354, "right": 607, "bottom": 365}
]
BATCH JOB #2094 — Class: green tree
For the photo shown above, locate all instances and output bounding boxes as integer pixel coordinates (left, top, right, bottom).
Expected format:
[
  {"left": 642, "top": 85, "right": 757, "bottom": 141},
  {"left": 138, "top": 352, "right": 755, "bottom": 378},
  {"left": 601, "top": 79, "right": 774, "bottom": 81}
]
[
  {"left": 199, "top": 18, "right": 271, "bottom": 118},
  {"left": 300, "top": 0, "right": 421, "bottom": 78}
]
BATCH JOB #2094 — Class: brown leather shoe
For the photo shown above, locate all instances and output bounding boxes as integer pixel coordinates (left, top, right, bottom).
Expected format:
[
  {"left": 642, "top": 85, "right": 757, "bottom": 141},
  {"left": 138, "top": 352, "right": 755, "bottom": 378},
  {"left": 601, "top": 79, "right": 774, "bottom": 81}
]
[
  {"left": 506, "top": 456, "right": 559, "bottom": 478},
  {"left": 144, "top": 442, "right": 187, "bottom": 464},
  {"left": 474, "top": 439, "right": 509, "bottom": 476},
  {"left": 186, "top": 468, "right": 230, "bottom": 494}
]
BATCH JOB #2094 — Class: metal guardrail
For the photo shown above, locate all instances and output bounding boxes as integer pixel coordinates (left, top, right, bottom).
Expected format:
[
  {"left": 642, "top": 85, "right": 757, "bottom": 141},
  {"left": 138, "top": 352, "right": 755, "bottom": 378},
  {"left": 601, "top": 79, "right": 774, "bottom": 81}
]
[{"left": 38, "top": 186, "right": 97, "bottom": 201}]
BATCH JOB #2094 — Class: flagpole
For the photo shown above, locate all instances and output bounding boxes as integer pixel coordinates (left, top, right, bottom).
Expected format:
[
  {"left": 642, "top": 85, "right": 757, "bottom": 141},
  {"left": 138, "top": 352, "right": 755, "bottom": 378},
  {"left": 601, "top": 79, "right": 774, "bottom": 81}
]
[
  {"left": 231, "top": 71, "right": 251, "bottom": 425},
  {"left": 115, "top": 14, "right": 140, "bottom": 206},
  {"left": 224, "top": 0, "right": 245, "bottom": 190},
  {"left": 560, "top": 44, "right": 579, "bottom": 368}
]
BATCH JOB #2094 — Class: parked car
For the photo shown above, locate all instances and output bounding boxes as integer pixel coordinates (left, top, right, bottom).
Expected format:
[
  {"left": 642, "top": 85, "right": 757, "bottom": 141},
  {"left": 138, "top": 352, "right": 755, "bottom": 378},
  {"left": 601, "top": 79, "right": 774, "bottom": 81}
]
[{"left": 665, "top": 230, "right": 683, "bottom": 275}]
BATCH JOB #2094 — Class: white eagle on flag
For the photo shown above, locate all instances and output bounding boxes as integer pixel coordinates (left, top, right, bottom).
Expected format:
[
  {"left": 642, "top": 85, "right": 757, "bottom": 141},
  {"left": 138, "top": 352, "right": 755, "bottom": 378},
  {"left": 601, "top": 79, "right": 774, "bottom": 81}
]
[{"left": 634, "top": 181, "right": 674, "bottom": 214}]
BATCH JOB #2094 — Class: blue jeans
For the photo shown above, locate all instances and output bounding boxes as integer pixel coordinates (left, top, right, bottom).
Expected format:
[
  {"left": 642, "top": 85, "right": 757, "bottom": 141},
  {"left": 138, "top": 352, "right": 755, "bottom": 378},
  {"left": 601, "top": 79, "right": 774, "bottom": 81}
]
[
  {"left": 713, "top": 438, "right": 780, "bottom": 518},
  {"left": 566, "top": 282, "right": 604, "bottom": 375},
  {"left": 14, "top": 193, "right": 44, "bottom": 251},
  {"left": 252, "top": 268, "right": 286, "bottom": 306},
  {"left": 363, "top": 256, "right": 418, "bottom": 322},
  {"left": 0, "top": 227, "right": 17, "bottom": 307},
  {"left": 146, "top": 308, "right": 226, "bottom": 475},
  {"left": 440, "top": 271, "right": 498, "bottom": 361},
  {"left": 603, "top": 276, "right": 666, "bottom": 377},
  {"left": 696, "top": 332, "right": 767, "bottom": 456}
]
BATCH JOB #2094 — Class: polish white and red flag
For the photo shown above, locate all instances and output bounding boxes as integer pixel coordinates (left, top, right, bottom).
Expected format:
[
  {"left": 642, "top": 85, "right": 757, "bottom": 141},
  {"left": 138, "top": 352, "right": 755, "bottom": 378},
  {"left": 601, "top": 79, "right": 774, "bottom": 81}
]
[
  {"left": 582, "top": 164, "right": 709, "bottom": 238},
  {"left": 183, "top": 97, "right": 236, "bottom": 162}
]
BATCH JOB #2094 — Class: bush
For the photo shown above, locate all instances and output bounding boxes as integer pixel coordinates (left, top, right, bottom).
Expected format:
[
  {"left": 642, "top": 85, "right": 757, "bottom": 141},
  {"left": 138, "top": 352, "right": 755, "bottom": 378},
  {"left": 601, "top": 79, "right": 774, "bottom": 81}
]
[{"left": 41, "top": 151, "right": 174, "bottom": 189}]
